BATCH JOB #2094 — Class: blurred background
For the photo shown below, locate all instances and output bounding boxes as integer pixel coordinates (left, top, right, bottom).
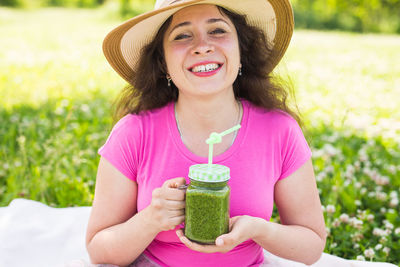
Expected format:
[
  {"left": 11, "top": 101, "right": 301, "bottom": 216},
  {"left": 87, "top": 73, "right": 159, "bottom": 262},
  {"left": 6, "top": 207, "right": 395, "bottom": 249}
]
[{"left": 0, "top": 0, "right": 399, "bottom": 264}]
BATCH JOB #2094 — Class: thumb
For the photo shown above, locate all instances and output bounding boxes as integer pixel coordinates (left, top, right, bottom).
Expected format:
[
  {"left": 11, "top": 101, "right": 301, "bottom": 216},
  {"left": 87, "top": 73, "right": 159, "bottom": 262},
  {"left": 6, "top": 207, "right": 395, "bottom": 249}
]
[
  {"left": 215, "top": 232, "right": 234, "bottom": 246},
  {"left": 215, "top": 237, "right": 225, "bottom": 246}
]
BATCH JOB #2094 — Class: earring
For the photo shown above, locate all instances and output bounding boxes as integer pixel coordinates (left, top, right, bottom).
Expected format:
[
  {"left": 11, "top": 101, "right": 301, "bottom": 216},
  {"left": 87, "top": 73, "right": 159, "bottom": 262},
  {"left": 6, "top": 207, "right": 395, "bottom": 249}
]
[
  {"left": 238, "top": 65, "right": 242, "bottom": 76},
  {"left": 166, "top": 74, "right": 171, "bottom": 87}
]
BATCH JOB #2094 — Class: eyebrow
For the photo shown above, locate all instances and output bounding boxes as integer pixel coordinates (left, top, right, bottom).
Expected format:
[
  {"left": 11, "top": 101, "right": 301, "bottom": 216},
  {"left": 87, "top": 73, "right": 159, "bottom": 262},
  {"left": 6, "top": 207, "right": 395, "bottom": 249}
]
[{"left": 169, "top": 18, "right": 230, "bottom": 34}]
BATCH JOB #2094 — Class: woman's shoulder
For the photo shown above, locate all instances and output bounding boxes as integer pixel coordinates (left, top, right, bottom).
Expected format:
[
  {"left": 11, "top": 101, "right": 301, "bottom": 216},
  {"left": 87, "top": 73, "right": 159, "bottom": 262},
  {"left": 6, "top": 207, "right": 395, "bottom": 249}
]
[
  {"left": 245, "top": 100, "right": 299, "bottom": 127},
  {"left": 111, "top": 103, "right": 171, "bottom": 136},
  {"left": 116, "top": 104, "right": 171, "bottom": 126}
]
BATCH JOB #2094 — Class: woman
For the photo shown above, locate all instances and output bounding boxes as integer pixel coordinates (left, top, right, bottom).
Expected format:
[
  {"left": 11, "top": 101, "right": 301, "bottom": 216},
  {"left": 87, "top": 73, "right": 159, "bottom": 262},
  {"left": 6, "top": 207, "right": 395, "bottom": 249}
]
[{"left": 86, "top": 0, "right": 327, "bottom": 266}]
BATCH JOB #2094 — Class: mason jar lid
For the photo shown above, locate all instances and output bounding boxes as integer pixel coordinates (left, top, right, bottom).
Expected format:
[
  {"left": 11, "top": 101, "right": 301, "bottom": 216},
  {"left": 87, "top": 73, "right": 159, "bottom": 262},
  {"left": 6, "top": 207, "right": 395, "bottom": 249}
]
[{"left": 188, "top": 164, "right": 230, "bottom": 182}]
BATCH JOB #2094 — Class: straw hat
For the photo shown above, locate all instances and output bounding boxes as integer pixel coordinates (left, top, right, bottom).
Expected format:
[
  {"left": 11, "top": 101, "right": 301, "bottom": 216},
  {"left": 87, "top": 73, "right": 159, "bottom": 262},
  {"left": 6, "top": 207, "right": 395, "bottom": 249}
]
[{"left": 103, "top": 0, "right": 294, "bottom": 84}]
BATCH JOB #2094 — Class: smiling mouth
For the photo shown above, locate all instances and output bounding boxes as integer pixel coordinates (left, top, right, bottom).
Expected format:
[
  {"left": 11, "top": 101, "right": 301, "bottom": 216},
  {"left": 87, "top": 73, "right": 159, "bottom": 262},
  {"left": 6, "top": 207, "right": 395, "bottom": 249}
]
[{"left": 189, "top": 63, "right": 222, "bottom": 73}]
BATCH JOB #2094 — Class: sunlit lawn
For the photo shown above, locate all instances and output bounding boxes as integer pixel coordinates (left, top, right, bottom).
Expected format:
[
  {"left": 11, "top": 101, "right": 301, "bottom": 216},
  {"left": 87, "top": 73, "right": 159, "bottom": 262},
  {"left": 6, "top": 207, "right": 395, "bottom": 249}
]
[{"left": 0, "top": 7, "right": 399, "bottom": 264}]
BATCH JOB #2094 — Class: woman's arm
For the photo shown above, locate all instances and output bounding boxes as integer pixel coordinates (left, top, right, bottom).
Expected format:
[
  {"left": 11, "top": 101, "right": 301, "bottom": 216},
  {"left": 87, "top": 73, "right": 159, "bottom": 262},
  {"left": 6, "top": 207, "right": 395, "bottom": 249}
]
[
  {"left": 86, "top": 157, "right": 186, "bottom": 266},
  {"left": 251, "top": 159, "right": 327, "bottom": 264},
  {"left": 177, "top": 159, "right": 326, "bottom": 265}
]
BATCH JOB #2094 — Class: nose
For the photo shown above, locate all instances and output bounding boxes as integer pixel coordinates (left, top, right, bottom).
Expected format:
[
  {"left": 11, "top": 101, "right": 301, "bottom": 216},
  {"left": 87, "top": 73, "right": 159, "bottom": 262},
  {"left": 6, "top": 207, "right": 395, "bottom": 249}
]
[{"left": 191, "top": 35, "right": 214, "bottom": 55}]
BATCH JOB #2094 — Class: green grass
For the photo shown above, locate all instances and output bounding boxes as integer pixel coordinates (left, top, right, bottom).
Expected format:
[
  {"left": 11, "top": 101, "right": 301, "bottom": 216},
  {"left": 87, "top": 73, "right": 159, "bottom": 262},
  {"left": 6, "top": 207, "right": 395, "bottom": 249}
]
[{"left": 0, "top": 7, "right": 399, "bottom": 264}]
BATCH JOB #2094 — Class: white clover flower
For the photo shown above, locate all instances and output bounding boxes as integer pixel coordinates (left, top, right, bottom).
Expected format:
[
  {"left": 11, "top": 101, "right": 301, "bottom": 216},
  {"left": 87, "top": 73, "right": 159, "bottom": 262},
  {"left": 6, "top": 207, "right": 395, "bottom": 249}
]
[
  {"left": 389, "top": 198, "right": 399, "bottom": 208},
  {"left": 346, "top": 164, "right": 355, "bottom": 174},
  {"left": 380, "top": 237, "right": 388, "bottom": 243},
  {"left": 55, "top": 106, "right": 65, "bottom": 115},
  {"left": 321, "top": 205, "right": 326, "bottom": 212},
  {"left": 80, "top": 104, "right": 90, "bottom": 113},
  {"left": 326, "top": 205, "right": 336, "bottom": 214},
  {"left": 354, "top": 161, "right": 361, "bottom": 170},
  {"left": 350, "top": 218, "right": 363, "bottom": 229},
  {"left": 364, "top": 248, "right": 375, "bottom": 259},
  {"left": 351, "top": 233, "right": 364, "bottom": 242},
  {"left": 389, "top": 191, "right": 398, "bottom": 198},
  {"left": 356, "top": 255, "right": 365, "bottom": 261},
  {"left": 367, "top": 214, "right": 375, "bottom": 222},
  {"left": 360, "top": 187, "right": 367, "bottom": 194},
  {"left": 316, "top": 172, "right": 326, "bottom": 182},
  {"left": 384, "top": 221, "right": 394, "bottom": 230},
  {"left": 376, "top": 176, "right": 389, "bottom": 186},
  {"left": 323, "top": 144, "right": 338, "bottom": 157},
  {"left": 339, "top": 213, "right": 350, "bottom": 223},
  {"left": 332, "top": 219, "right": 340, "bottom": 228},
  {"left": 325, "top": 227, "right": 331, "bottom": 235},
  {"left": 395, "top": 228, "right": 400, "bottom": 235},
  {"left": 353, "top": 243, "right": 360, "bottom": 249},
  {"left": 376, "top": 192, "right": 387, "bottom": 201},
  {"left": 383, "top": 247, "right": 390, "bottom": 255},
  {"left": 375, "top": 244, "right": 382, "bottom": 250},
  {"left": 380, "top": 207, "right": 387, "bottom": 214},
  {"left": 60, "top": 99, "right": 70, "bottom": 107},
  {"left": 330, "top": 242, "right": 337, "bottom": 248},
  {"left": 359, "top": 150, "right": 368, "bottom": 162},
  {"left": 344, "top": 180, "right": 351, "bottom": 187},
  {"left": 388, "top": 165, "right": 396, "bottom": 174},
  {"left": 325, "top": 166, "right": 334, "bottom": 173},
  {"left": 355, "top": 200, "right": 362, "bottom": 206},
  {"left": 373, "top": 228, "right": 386, "bottom": 237},
  {"left": 367, "top": 140, "right": 375, "bottom": 146}
]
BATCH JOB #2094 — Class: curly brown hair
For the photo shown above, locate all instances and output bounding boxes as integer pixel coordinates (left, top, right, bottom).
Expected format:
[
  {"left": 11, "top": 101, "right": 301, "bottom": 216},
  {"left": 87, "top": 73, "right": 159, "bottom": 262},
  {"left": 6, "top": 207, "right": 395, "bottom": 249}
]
[{"left": 112, "top": 6, "right": 301, "bottom": 125}]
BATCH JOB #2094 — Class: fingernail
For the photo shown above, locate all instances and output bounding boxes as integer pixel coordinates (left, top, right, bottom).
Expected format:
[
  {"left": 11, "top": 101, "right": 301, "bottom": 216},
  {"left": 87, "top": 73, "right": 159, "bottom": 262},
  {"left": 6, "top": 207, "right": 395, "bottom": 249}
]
[
  {"left": 178, "top": 184, "right": 188, "bottom": 191},
  {"left": 216, "top": 239, "right": 224, "bottom": 246}
]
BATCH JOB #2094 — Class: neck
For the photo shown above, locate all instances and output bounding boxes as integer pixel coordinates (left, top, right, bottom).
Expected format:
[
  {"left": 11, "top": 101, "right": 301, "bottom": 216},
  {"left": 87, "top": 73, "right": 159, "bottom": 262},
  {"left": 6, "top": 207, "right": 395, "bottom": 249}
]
[
  {"left": 175, "top": 93, "right": 240, "bottom": 134},
  {"left": 174, "top": 92, "right": 242, "bottom": 157}
]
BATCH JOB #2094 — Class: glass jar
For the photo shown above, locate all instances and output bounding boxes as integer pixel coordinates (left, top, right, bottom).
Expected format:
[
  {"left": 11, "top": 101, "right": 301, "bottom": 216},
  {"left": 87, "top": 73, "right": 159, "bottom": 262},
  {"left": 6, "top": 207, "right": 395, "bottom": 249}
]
[{"left": 184, "top": 164, "right": 230, "bottom": 244}]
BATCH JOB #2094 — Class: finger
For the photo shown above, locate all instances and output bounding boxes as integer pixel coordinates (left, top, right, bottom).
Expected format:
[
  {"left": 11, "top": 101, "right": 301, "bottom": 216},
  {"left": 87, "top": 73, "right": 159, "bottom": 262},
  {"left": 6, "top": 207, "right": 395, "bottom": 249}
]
[
  {"left": 215, "top": 233, "right": 234, "bottom": 247},
  {"left": 163, "top": 187, "right": 186, "bottom": 201},
  {"left": 168, "top": 215, "right": 185, "bottom": 229},
  {"left": 163, "top": 177, "right": 187, "bottom": 189},
  {"left": 166, "top": 209, "right": 185, "bottom": 218},
  {"left": 228, "top": 216, "right": 240, "bottom": 230},
  {"left": 165, "top": 199, "right": 186, "bottom": 210},
  {"left": 176, "top": 232, "right": 221, "bottom": 253}
]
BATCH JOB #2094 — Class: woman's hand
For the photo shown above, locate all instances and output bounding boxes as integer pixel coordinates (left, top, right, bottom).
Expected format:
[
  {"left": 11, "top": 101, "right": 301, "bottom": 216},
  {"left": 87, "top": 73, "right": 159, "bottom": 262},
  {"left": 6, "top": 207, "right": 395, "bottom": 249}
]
[
  {"left": 145, "top": 177, "right": 187, "bottom": 232},
  {"left": 176, "top": 215, "right": 258, "bottom": 253}
]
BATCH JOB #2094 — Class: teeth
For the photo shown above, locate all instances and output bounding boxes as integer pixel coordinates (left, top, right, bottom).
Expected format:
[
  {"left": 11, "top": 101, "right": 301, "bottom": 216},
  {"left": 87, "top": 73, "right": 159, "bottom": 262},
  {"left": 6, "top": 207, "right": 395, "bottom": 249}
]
[{"left": 192, "top": 63, "right": 219, "bottom": 73}]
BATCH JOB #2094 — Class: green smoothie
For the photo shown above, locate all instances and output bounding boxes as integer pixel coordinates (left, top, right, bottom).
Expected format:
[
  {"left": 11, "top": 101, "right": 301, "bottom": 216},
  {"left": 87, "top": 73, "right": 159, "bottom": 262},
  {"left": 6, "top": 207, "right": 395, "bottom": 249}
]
[{"left": 184, "top": 164, "right": 230, "bottom": 244}]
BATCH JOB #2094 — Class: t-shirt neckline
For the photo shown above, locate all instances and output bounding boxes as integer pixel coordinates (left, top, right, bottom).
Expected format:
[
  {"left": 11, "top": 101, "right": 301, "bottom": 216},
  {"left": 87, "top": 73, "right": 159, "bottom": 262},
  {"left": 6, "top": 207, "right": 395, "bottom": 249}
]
[{"left": 167, "top": 100, "right": 249, "bottom": 164}]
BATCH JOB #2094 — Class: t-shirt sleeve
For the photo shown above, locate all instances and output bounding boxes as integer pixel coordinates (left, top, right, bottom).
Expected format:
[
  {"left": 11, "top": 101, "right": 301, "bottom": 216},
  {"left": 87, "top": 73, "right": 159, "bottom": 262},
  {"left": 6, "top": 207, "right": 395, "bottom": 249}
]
[
  {"left": 279, "top": 116, "right": 312, "bottom": 180},
  {"left": 98, "top": 115, "right": 139, "bottom": 181}
]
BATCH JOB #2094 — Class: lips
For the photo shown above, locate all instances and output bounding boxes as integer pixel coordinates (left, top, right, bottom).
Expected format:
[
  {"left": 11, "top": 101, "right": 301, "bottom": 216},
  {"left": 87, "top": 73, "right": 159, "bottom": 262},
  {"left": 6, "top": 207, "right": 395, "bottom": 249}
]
[{"left": 188, "top": 61, "right": 223, "bottom": 77}]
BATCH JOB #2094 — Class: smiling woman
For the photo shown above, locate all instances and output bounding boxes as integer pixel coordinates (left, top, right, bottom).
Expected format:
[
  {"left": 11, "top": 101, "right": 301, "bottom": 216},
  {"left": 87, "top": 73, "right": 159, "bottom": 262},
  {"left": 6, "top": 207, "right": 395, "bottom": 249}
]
[{"left": 85, "top": 1, "right": 327, "bottom": 266}]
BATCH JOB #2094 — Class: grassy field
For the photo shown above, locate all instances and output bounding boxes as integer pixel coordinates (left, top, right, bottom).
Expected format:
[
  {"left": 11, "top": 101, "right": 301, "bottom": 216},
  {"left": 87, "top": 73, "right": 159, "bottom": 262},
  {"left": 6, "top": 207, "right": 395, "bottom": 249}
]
[{"left": 0, "top": 6, "right": 399, "bottom": 264}]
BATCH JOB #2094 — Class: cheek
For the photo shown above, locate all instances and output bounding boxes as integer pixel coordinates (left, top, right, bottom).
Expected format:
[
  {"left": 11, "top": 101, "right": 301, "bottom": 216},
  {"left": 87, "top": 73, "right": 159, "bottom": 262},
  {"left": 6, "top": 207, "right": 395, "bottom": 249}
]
[
  {"left": 219, "top": 38, "right": 240, "bottom": 63},
  {"left": 164, "top": 45, "right": 188, "bottom": 71}
]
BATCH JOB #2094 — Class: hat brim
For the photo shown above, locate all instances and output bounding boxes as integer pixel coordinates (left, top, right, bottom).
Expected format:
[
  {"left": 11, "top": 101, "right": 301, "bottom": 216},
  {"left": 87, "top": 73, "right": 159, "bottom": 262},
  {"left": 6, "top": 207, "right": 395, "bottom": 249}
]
[{"left": 103, "top": 0, "right": 293, "bottom": 84}]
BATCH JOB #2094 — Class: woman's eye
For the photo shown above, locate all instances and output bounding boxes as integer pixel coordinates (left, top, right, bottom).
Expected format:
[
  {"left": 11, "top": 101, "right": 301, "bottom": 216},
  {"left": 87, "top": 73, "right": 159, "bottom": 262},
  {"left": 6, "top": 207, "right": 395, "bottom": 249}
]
[
  {"left": 210, "top": 28, "right": 226, "bottom": 35},
  {"left": 174, "top": 33, "right": 191, "bottom": 40}
]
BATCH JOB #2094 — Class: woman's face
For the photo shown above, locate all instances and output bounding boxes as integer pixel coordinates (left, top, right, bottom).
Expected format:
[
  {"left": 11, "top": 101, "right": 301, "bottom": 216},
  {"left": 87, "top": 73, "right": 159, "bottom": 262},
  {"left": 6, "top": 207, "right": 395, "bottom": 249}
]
[{"left": 163, "top": 4, "right": 240, "bottom": 98}]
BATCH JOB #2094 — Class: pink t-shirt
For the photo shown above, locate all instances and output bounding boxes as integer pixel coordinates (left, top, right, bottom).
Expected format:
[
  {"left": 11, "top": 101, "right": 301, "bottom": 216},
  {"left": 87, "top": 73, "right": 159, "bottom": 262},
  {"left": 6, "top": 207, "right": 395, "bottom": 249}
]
[{"left": 98, "top": 100, "right": 311, "bottom": 267}]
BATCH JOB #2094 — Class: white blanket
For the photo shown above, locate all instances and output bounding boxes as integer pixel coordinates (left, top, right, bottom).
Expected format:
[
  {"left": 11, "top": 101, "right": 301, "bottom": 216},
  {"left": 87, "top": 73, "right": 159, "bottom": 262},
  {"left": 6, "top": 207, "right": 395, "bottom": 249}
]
[{"left": 0, "top": 199, "right": 396, "bottom": 267}]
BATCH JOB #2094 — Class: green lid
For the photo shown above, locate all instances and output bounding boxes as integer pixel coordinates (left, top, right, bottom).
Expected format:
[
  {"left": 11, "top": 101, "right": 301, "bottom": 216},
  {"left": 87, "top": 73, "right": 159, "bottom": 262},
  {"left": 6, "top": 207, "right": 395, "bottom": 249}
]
[{"left": 188, "top": 164, "right": 230, "bottom": 182}]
